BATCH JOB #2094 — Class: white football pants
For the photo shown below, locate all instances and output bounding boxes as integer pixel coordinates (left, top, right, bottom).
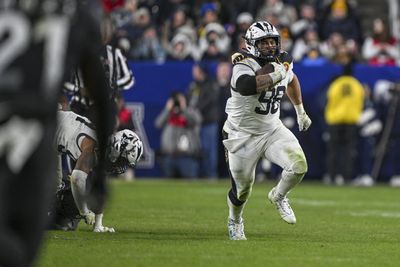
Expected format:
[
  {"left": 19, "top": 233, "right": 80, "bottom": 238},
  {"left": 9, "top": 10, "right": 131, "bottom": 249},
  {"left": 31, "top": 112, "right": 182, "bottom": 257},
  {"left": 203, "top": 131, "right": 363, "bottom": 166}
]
[{"left": 224, "top": 122, "right": 308, "bottom": 203}]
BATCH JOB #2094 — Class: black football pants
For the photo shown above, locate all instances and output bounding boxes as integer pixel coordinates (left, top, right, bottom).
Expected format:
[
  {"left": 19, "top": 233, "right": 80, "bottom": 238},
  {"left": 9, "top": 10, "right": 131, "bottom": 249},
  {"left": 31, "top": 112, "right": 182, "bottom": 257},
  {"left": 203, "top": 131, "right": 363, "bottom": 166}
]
[{"left": 326, "top": 124, "right": 358, "bottom": 181}]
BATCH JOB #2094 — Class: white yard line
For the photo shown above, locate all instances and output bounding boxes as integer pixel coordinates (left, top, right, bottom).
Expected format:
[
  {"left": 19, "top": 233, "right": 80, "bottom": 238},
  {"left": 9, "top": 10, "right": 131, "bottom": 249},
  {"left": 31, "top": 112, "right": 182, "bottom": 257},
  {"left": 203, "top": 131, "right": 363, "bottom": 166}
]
[
  {"left": 294, "top": 198, "right": 400, "bottom": 218},
  {"left": 348, "top": 211, "right": 400, "bottom": 218},
  {"left": 294, "top": 199, "right": 338, "bottom": 206},
  {"left": 294, "top": 198, "right": 400, "bottom": 208}
]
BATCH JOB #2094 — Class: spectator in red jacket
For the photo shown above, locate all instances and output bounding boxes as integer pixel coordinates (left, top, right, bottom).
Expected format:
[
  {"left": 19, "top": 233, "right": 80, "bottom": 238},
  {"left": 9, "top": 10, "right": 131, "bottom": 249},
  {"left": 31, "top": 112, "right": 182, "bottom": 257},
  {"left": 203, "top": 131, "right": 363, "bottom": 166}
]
[
  {"left": 102, "top": 0, "right": 125, "bottom": 13},
  {"left": 362, "top": 18, "right": 399, "bottom": 66},
  {"left": 116, "top": 94, "right": 134, "bottom": 131}
]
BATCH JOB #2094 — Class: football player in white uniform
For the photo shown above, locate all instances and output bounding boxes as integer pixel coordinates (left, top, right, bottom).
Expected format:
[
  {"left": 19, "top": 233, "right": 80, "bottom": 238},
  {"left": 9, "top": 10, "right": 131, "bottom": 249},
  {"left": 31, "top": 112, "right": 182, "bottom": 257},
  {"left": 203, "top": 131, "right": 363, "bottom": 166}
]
[
  {"left": 223, "top": 21, "right": 312, "bottom": 240},
  {"left": 55, "top": 110, "right": 143, "bottom": 232}
]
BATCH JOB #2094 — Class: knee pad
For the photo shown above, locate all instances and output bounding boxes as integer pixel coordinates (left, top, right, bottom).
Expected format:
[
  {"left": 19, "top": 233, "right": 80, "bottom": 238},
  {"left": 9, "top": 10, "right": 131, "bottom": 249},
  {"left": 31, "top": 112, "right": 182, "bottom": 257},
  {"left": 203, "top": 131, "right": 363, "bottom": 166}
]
[
  {"left": 281, "top": 159, "right": 307, "bottom": 186},
  {"left": 292, "top": 158, "right": 308, "bottom": 175},
  {"left": 287, "top": 149, "right": 308, "bottom": 174}
]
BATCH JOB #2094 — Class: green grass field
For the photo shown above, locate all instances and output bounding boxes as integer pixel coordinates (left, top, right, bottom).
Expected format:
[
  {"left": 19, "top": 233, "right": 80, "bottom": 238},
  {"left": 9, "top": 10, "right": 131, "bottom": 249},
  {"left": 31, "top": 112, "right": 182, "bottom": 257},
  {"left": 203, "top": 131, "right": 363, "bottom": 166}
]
[{"left": 37, "top": 179, "right": 400, "bottom": 267}]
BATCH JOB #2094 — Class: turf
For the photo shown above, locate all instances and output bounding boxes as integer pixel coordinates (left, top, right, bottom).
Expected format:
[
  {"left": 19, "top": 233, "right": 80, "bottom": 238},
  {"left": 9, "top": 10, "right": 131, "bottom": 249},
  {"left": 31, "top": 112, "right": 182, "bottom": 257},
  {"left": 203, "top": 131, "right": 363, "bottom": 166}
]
[{"left": 36, "top": 179, "right": 400, "bottom": 267}]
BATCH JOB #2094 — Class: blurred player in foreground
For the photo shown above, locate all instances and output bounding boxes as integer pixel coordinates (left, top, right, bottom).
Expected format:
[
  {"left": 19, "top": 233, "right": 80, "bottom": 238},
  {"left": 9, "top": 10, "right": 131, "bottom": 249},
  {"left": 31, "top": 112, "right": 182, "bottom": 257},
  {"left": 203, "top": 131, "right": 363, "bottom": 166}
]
[
  {"left": 223, "top": 21, "right": 312, "bottom": 240},
  {"left": 51, "top": 110, "right": 143, "bottom": 232},
  {"left": 0, "top": 1, "right": 114, "bottom": 266}
]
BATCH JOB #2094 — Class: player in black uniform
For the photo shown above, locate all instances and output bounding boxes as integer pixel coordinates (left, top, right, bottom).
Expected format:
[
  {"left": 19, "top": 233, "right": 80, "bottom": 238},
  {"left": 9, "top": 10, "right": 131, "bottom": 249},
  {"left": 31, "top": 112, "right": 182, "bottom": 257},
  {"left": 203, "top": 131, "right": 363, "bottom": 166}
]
[{"left": 0, "top": 1, "right": 114, "bottom": 266}]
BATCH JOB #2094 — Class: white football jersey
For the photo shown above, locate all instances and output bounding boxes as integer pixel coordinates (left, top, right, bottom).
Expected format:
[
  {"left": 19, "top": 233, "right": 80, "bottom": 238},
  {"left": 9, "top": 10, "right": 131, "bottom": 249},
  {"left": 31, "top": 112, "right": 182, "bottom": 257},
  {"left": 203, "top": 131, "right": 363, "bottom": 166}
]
[
  {"left": 225, "top": 57, "right": 294, "bottom": 135},
  {"left": 55, "top": 110, "right": 97, "bottom": 161}
]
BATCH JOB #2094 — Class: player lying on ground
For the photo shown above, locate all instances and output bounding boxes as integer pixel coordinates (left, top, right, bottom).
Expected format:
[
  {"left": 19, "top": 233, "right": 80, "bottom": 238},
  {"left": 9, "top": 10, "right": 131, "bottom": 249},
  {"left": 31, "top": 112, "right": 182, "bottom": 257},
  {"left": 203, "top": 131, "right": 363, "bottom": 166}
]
[
  {"left": 53, "top": 110, "right": 143, "bottom": 232},
  {"left": 223, "top": 21, "right": 312, "bottom": 240}
]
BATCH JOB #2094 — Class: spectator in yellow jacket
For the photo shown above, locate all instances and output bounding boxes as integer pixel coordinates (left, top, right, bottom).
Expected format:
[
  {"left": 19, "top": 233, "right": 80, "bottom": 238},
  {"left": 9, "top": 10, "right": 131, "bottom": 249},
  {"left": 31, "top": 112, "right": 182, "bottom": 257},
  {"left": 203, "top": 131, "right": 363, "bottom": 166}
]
[{"left": 324, "top": 64, "right": 365, "bottom": 185}]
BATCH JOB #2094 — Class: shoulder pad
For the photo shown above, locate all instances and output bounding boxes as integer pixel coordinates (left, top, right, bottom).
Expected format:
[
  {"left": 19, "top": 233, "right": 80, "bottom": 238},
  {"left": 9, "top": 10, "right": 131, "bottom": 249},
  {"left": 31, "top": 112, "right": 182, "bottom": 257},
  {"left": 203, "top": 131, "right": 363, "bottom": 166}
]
[
  {"left": 231, "top": 52, "right": 247, "bottom": 65},
  {"left": 277, "top": 51, "right": 293, "bottom": 65}
]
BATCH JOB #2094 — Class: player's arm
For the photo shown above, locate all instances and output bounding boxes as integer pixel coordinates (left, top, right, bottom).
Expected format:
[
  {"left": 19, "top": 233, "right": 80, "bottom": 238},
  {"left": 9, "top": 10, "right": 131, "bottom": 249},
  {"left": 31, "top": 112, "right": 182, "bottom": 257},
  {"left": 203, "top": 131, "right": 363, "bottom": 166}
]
[
  {"left": 231, "top": 53, "right": 287, "bottom": 95},
  {"left": 255, "top": 65, "right": 286, "bottom": 93},
  {"left": 80, "top": 48, "right": 115, "bottom": 152},
  {"left": 236, "top": 65, "right": 287, "bottom": 94},
  {"left": 286, "top": 74, "right": 303, "bottom": 105},
  {"left": 74, "top": 137, "right": 96, "bottom": 173},
  {"left": 78, "top": 10, "right": 115, "bottom": 213},
  {"left": 78, "top": 7, "right": 116, "bottom": 149},
  {"left": 70, "top": 136, "right": 96, "bottom": 221},
  {"left": 287, "top": 74, "right": 312, "bottom": 131},
  {"left": 80, "top": 51, "right": 112, "bottom": 213}
]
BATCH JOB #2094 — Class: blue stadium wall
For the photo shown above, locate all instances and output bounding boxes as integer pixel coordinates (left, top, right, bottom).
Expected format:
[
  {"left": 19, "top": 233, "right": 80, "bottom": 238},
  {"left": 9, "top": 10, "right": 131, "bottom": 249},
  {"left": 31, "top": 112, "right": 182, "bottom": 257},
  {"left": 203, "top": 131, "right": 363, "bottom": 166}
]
[{"left": 124, "top": 61, "right": 400, "bottom": 180}]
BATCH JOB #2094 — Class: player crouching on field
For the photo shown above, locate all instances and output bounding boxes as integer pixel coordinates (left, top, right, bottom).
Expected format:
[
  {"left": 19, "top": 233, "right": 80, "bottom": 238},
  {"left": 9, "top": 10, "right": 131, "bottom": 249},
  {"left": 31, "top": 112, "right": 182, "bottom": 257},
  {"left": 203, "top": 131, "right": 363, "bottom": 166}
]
[
  {"left": 223, "top": 21, "right": 312, "bottom": 240},
  {"left": 50, "top": 110, "right": 143, "bottom": 232}
]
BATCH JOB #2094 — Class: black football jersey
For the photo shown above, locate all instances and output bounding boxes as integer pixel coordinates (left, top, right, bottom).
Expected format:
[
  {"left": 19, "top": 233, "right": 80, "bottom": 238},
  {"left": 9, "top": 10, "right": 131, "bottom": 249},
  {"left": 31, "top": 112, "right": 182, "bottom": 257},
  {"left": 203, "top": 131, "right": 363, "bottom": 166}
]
[
  {"left": 0, "top": 0, "right": 114, "bottom": 163},
  {"left": 0, "top": 0, "right": 110, "bottom": 121}
]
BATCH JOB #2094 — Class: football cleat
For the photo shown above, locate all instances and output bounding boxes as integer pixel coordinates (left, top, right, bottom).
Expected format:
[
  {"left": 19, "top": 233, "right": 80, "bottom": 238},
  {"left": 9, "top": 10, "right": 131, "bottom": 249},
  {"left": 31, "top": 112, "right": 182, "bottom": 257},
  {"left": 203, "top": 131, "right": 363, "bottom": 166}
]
[
  {"left": 93, "top": 226, "right": 115, "bottom": 233},
  {"left": 268, "top": 187, "right": 296, "bottom": 224},
  {"left": 227, "top": 218, "right": 247, "bottom": 240},
  {"left": 82, "top": 211, "right": 95, "bottom": 225}
]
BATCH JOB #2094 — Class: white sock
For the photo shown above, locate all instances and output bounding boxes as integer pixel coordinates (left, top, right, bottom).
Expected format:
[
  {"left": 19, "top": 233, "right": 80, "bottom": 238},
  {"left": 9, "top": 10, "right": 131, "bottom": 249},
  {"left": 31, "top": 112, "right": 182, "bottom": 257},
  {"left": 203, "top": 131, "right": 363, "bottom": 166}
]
[
  {"left": 95, "top": 213, "right": 103, "bottom": 229},
  {"left": 276, "top": 170, "right": 304, "bottom": 196},
  {"left": 70, "top": 169, "right": 89, "bottom": 215},
  {"left": 227, "top": 195, "right": 246, "bottom": 222}
]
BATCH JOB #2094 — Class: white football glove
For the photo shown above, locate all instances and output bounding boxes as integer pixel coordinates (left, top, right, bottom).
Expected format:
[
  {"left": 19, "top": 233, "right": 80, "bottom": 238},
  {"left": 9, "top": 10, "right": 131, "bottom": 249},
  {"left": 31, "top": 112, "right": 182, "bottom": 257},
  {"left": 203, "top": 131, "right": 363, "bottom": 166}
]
[
  {"left": 270, "top": 62, "right": 287, "bottom": 84},
  {"left": 294, "top": 104, "right": 312, "bottom": 131},
  {"left": 297, "top": 113, "right": 312, "bottom": 131},
  {"left": 82, "top": 211, "right": 95, "bottom": 225}
]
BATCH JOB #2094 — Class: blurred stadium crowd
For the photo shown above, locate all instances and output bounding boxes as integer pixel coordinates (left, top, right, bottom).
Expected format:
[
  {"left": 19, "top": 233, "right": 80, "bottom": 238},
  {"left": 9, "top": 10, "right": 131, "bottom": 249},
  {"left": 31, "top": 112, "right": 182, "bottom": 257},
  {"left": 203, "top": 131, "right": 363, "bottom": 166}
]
[
  {"left": 101, "top": 0, "right": 400, "bottom": 66},
  {"left": 96, "top": 0, "right": 400, "bottom": 186}
]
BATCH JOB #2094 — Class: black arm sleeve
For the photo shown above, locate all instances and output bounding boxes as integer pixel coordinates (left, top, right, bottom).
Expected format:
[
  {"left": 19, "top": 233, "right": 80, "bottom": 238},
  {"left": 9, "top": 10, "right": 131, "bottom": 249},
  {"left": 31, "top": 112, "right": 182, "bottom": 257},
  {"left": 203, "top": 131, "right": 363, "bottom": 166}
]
[
  {"left": 234, "top": 75, "right": 257, "bottom": 96},
  {"left": 78, "top": 10, "right": 115, "bottom": 213},
  {"left": 80, "top": 15, "right": 115, "bottom": 159}
]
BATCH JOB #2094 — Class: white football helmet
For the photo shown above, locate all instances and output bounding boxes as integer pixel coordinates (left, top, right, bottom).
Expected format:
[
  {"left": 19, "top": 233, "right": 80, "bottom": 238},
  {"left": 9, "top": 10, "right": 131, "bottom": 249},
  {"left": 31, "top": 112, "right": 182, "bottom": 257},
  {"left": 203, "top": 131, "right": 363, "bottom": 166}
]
[
  {"left": 244, "top": 21, "right": 280, "bottom": 60},
  {"left": 107, "top": 129, "right": 143, "bottom": 174}
]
